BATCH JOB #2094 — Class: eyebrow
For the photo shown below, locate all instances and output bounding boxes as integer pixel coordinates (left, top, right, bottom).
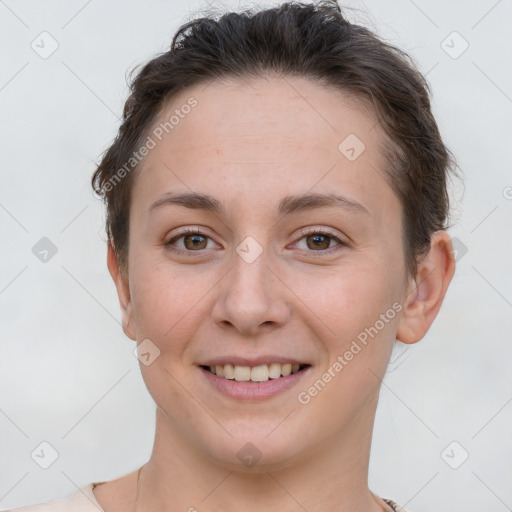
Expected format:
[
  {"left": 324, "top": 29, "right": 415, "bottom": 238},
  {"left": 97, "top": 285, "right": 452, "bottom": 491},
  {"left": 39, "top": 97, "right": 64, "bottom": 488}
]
[{"left": 148, "top": 191, "right": 370, "bottom": 217}]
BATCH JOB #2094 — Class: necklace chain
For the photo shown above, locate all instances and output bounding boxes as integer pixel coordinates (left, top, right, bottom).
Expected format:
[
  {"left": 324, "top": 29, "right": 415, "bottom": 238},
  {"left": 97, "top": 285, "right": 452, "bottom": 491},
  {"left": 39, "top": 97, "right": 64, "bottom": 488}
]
[
  {"left": 134, "top": 465, "right": 143, "bottom": 511},
  {"left": 134, "top": 465, "right": 396, "bottom": 512}
]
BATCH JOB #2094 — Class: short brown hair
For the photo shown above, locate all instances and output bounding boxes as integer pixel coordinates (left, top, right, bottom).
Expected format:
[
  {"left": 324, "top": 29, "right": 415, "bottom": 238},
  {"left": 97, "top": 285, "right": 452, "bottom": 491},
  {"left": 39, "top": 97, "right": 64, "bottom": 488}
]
[{"left": 91, "top": 0, "right": 459, "bottom": 280}]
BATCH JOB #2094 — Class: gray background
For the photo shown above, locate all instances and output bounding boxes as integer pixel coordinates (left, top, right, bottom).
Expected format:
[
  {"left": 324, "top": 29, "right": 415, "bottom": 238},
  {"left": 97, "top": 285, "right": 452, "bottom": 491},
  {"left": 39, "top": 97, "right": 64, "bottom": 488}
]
[{"left": 1, "top": 0, "right": 511, "bottom": 510}]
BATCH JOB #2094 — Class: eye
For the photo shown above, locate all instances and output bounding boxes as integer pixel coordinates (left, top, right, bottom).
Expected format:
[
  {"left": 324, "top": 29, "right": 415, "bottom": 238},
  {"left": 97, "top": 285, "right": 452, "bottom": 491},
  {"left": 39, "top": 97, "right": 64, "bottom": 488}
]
[
  {"left": 165, "top": 228, "right": 217, "bottom": 253},
  {"left": 294, "top": 228, "right": 346, "bottom": 254},
  {"left": 165, "top": 227, "right": 347, "bottom": 255}
]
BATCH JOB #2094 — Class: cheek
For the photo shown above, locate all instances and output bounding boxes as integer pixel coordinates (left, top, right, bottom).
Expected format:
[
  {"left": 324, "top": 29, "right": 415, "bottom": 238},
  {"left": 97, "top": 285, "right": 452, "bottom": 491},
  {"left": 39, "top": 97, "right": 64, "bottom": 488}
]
[
  {"left": 130, "top": 263, "right": 205, "bottom": 405},
  {"left": 130, "top": 257, "right": 215, "bottom": 351},
  {"left": 294, "top": 266, "right": 397, "bottom": 426},
  {"left": 293, "top": 258, "right": 399, "bottom": 343}
]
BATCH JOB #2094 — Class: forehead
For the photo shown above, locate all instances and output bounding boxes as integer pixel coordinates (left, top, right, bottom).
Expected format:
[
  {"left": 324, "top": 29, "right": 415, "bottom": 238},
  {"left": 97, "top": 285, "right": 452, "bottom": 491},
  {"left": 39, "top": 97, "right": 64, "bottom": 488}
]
[
  {"left": 151, "top": 75, "right": 380, "bottom": 158},
  {"left": 131, "top": 75, "right": 398, "bottom": 228}
]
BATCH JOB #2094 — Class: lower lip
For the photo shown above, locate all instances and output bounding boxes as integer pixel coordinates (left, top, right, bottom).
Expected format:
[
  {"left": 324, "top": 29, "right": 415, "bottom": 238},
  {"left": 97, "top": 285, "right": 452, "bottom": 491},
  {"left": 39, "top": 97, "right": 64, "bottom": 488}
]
[{"left": 199, "top": 366, "right": 311, "bottom": 400}]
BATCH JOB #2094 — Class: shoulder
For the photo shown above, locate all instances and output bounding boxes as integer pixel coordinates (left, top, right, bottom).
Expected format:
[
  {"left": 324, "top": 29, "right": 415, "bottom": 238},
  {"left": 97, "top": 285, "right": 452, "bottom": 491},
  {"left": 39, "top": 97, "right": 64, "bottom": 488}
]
[{"left": 3, "top": 483, "right": 103, "bottom": 512}]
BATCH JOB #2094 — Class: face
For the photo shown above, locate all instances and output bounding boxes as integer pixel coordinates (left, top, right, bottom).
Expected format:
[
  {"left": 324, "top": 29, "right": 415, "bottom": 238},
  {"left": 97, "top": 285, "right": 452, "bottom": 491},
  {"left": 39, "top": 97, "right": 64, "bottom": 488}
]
[{"left": 115, "top": 76, "right": 412, "bottom": 470}]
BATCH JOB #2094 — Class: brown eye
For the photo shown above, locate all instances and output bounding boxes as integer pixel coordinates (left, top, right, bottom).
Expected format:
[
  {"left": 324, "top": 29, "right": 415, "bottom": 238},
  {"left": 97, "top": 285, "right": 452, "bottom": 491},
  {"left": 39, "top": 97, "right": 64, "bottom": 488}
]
[
  {"left": 165, "top": 228, "right": 346, "bottom": 256},
  {"left": 306, "top": 233, "right": 331, "bottom": 250},
  {"left": 295, "top": 229, "right": 346, "bottom": 254},
  {"left": 166, "top": 229, "right": 213, "bottom": 252},
  {"left": 183, "top": 234, "right": 208, "bottom": 250}
]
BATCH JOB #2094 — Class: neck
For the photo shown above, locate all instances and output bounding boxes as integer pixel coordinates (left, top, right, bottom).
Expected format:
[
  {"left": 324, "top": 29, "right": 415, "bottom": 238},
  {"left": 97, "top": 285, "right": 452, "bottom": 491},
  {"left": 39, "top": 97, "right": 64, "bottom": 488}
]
[{"left": 134, "top": 395, "right": 388, "bottom": 512}]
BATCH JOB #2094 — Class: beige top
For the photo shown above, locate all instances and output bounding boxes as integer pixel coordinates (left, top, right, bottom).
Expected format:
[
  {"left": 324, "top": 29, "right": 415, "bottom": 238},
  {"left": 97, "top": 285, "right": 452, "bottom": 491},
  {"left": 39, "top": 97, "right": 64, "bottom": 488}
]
[
  {"left": 5, "top": 483, "right": 408, "bottom": 511},
  {"left": 3, "top": 483, "right": 103, "bottom": 511}
]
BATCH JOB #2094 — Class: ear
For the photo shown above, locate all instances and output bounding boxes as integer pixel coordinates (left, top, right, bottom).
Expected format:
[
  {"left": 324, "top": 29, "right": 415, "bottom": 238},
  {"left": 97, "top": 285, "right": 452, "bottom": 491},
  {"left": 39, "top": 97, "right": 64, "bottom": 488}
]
[
  {"left": 107, "top": 243, "right": 136, "bottom": 341},
  {"left": 396, "top": 230, "right": 456, "bottom": 344}
]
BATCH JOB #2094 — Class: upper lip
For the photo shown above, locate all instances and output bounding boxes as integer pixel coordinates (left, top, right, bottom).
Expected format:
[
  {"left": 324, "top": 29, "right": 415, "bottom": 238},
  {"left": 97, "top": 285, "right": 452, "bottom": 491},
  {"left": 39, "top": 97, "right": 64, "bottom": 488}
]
[{"left": 198, "top": 356, "right": 311, "bottom": 367}]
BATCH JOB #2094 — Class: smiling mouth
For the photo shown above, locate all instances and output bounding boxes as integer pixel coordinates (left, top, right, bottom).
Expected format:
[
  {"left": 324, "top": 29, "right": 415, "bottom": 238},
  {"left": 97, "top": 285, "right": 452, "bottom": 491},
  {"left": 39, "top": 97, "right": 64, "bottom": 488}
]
[{"left": 200, "top": 363, "right": 310, "bottom": 382}]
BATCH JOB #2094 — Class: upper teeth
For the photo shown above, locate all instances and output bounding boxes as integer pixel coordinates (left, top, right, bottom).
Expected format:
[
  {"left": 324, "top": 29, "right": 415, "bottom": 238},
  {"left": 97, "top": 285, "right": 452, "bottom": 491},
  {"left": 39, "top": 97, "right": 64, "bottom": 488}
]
[{"left": 209, "top": 363, "right": 302, "bottom": 381}]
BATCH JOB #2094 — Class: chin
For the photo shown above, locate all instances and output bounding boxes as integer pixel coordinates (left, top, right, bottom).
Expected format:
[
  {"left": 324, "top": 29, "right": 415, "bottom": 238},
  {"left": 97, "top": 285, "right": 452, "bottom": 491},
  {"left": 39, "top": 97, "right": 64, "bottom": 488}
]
[{"left": 200, "top": 421, "right": 307, "bottom": 472}]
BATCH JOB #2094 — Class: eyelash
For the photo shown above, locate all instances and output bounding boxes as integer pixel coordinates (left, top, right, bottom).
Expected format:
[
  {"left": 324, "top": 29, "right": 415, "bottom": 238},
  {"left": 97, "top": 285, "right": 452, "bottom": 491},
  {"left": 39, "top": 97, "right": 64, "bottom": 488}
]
[{"left": 165, "top": 227, "right": 347, "bottom": 256}]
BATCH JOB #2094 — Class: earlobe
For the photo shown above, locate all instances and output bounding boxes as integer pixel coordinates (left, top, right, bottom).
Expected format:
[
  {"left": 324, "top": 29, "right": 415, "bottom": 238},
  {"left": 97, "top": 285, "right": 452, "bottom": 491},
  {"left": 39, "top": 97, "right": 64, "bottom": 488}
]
[
  {"left": 121, "top": 302, "right": 136, "bottom": 341},
  {"left": 396, "top": 231, "right": 456, "bottom": 345},
  {"left": 107, "top": 244, "right": 137, "bottom": 341}
]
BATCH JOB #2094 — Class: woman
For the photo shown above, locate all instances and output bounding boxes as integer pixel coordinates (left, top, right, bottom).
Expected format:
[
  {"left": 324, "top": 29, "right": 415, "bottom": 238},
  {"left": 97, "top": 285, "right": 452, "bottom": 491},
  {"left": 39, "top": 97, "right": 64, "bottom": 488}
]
[{"left": 11, "top": 1, "right": 457, "bottom": 510}]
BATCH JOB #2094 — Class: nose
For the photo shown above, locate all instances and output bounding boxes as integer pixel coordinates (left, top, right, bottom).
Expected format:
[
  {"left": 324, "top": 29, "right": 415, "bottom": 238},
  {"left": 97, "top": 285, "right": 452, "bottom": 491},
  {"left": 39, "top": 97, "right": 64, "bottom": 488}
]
[{"left": 211, "top": 245, "right": 291, "bottom": 337}]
